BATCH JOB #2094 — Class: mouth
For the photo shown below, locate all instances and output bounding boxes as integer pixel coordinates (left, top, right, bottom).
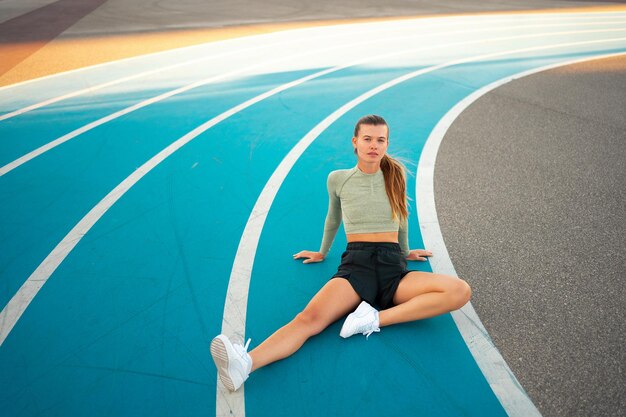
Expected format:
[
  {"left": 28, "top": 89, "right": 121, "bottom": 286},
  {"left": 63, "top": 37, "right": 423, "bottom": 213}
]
[{"left": 367, "top": 152, "right": 378, "bottom": 156}]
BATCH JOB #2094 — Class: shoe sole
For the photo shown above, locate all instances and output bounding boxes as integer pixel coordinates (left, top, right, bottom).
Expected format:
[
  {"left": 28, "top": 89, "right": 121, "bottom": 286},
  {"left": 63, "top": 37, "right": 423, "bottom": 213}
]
[{"left": 210, "top": 337, "right": 236, "bottom": 391}]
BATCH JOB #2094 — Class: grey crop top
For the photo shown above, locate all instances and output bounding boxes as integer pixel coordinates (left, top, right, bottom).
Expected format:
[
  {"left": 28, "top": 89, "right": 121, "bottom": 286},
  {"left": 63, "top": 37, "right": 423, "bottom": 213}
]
[{"left": 319, "top": 165, "right": 410, "bottom": 257}]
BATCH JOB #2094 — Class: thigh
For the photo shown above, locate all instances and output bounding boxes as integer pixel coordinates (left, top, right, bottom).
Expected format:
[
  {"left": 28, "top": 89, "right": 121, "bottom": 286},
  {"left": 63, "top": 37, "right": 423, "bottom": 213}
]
[
  {"left": 301, "top": 277, "right": 362, "bottom": 327},
  {"left": 392, "top": 271, "right": 464, "bottom": 306}
]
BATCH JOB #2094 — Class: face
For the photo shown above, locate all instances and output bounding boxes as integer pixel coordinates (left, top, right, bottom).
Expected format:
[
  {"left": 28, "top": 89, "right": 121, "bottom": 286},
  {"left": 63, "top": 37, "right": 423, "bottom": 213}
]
[{"left": 353, "top": 123, "right": 389, "bottom": 163}]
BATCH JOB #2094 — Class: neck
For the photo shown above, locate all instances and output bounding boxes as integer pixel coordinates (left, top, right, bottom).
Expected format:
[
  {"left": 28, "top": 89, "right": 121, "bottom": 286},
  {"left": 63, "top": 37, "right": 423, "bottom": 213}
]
[{"left": 356, "top": 160, "right": 380, "bottom": 174}]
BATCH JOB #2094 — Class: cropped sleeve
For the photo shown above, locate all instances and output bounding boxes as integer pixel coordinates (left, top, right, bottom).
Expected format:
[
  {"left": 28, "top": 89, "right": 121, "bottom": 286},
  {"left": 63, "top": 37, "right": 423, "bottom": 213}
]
[
  {"left": 319, "top": 172, "right": 342, "bottom": 256},
  {"left": 398, "top": 215, "right": 410, "bottom": 257}
]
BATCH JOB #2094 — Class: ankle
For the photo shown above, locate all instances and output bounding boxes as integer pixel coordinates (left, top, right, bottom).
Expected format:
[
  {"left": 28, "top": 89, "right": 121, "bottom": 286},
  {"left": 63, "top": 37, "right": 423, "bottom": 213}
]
[
  {"left": 249, "top": 352, "right": 258, "bottom": 373},
  {"left": 378, "top": 310, "right": 388, "bottom": 327}
]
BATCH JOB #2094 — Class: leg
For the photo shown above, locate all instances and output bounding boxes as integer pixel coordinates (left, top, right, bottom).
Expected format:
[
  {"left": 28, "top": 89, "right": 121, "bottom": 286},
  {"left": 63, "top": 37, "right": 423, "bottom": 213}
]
[
  {"left": 248, "top": 277, "right": 361, "bottom": 372},
  {"left": 378, "top": 271, "right": 471, "bottom": 327}
]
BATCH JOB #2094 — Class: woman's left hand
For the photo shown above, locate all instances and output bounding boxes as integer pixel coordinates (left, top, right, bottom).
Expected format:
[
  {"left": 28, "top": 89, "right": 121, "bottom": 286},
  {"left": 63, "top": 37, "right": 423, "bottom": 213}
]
[{"left": 406, "top": 249, "right": 433, "bottom": 261}]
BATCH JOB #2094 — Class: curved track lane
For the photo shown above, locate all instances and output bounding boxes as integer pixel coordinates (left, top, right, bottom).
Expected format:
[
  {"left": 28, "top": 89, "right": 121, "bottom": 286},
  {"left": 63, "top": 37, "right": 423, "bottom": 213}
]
[{"left": 0, "top": 10, "right": 624, "bottom": 417}]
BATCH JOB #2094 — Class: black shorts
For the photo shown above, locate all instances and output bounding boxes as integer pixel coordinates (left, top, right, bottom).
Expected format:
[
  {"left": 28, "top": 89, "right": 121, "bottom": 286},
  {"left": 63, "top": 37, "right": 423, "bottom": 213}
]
[{"left": 331, "top": 241, "right": 412, "bottom": 310}]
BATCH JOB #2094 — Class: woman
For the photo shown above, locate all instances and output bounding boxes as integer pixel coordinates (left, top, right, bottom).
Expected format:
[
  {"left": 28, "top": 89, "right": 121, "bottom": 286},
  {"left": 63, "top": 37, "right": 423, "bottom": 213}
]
[{"left": 210, "top": 114, "right": 472, "bottom": 392}]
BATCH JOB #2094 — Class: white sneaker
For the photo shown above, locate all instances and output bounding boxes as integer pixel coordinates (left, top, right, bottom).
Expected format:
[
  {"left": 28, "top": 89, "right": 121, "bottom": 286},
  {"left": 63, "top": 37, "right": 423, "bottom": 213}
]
[
  {"left": 210, "top": 334, "right": 253, "bottom": 392},
  {"left": 340, "top": 301, "right": 381, "bottom": 339}
]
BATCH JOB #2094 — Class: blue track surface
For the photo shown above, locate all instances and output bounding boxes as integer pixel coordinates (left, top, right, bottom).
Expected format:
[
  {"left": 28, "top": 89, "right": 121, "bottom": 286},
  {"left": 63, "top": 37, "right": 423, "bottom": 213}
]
[{"left": 1, "top": 12, "right": 625, "bottom": 416}]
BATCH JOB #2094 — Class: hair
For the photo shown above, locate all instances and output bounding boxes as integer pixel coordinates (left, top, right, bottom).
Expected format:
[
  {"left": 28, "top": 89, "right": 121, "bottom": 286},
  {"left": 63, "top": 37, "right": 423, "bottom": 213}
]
[{"left": 353, "top": 114, "right": 408, "bottom": 222}]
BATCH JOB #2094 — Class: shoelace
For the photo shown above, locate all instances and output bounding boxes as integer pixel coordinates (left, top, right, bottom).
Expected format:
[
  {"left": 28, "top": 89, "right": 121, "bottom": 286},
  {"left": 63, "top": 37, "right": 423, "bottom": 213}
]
[
  {"left": 233, "top": 338, "right": 252, "bottom": 358},
  {"left": 352, "top": 317, "right": 380, "bottom": 339},
  {"left": 364, "top": 310, "right": 381, "bottom": 340},
  {"left": 364, "top": 327, "right": 381, "bottom": 340}
]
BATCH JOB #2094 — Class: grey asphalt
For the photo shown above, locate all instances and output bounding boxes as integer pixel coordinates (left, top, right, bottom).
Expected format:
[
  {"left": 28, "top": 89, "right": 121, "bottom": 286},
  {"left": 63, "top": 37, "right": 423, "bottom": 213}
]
[
  {"left": 435, "top": 55, "right": 626, "bottom": 416},
  {"left": 3, "top": 0, "right": 625, "bottom": 416}
]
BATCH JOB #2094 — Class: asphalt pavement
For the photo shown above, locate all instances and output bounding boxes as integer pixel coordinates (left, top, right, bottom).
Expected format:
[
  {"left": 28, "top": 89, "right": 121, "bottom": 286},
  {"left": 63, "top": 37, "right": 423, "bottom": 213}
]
[{"left": 435, "top": 54, "right": 626, "bottom": 417}]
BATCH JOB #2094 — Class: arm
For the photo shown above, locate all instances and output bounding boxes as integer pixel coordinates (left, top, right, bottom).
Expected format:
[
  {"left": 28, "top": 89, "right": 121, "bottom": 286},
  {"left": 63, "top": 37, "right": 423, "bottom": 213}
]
[
  {"left": 398, "top": 215, "right": 410, "bottom": 258},
  {"left": 319, "top": 172, "right": 342, "bottom": 257},
  {"left": 399, "top": 215, "right": 433, "bottom": 261}
]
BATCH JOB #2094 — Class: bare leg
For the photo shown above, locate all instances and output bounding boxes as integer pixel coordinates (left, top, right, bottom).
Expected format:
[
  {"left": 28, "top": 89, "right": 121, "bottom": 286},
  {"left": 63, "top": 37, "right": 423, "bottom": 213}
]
[
  {"left": 249, "top": 278, "right": 361, "bottom": 372},
  {"left": 378, "top": 271, "right": 471, "bottom": 327}
]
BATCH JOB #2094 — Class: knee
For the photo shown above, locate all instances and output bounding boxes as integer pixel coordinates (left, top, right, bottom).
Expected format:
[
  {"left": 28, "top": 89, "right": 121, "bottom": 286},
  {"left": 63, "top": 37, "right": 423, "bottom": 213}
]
[
  {"left": 451, "top": 278, "right": 472, "bottom": 309},
  {"left": 294, "top": 308, "right": 327, "bottom": 336}
]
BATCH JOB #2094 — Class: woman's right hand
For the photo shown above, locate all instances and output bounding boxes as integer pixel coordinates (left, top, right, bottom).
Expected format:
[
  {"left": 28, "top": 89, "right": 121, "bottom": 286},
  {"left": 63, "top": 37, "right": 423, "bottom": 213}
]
[{"left": 293, "top": 251, "right": 325, "bottom": 264}]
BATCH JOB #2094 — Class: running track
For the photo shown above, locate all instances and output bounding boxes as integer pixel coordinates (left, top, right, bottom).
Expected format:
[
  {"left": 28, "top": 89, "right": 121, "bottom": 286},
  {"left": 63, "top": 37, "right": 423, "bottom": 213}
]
[{"left": 1, "top": 10, "right": 625, "bottom": 417}]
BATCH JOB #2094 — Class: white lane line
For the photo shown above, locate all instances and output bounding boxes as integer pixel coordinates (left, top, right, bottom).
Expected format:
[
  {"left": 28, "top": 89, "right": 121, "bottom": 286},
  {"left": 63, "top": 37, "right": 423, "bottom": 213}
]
[
  {"left": 215, "top": 39, "right": 626, "bottom": 417},
  {"left": 416, "top": 50, "right": 626, "bottom": 417},
  {"left": 0, "top": 18, "right": 428, "bottom": 121},
  {"left": 0, "top": 9, "right": 624, "bottom": 95},
  {"left": 0, "top": 39, "right": 362, "bottom": 176},
  {"left": 2, "top": 23, "right": 625, "bottom": 178},
  {"left": 1, "top": 12, "right": 625, "bottom": 117},
  {"left": 0, "top": 67, "right": 353, "bottom": 348},
  {"left": 0, "top": 41, "right": 297, "bottom": 122},
  {"left": 0, "top": 24, "right": 309, "bottom": 93}
]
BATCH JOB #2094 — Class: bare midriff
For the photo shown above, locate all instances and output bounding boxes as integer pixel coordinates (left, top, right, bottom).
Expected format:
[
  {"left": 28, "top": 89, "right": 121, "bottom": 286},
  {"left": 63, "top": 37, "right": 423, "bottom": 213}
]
[{"left": 346, "top": 231, "right": 399, "bottom": 243}]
